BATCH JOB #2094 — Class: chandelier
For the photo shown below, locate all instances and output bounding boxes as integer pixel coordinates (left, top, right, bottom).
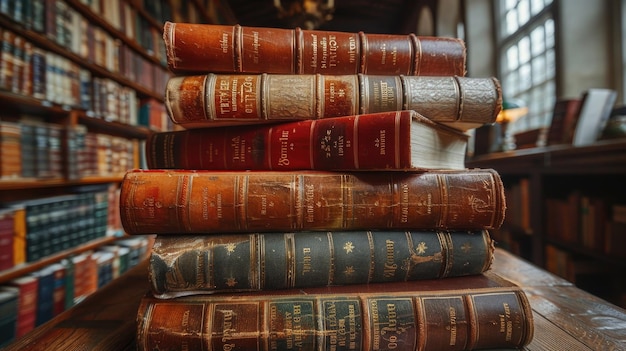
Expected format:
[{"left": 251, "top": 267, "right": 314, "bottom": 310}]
[{"left": 273, "top": 0, "right": 335, "bottom": 29}]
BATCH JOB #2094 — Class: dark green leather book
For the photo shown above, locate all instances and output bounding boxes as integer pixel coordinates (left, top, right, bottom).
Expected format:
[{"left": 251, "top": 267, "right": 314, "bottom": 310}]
[{"left": 148, "top": 230, "right": 494, "bottom": 298}]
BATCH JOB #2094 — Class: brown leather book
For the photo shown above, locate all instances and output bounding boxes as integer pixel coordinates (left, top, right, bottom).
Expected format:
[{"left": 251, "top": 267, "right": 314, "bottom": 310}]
[
  {"left": 146, "top": 110, "right": 469, "bottom": 171},
  {"left": 163, "top": 22, "right": 466, "bottom": 76},
  {"left": 136, "top": 271, "right": 534, "bottom": 351},
  {"left": 119, "top": 168, "right": 506, "bottom": 235},
  {"left": 148, "top": 230, "right": 494, "bottom": 298},
  {"left": 165, "top": 74, "right": 501, "bottom": 131}
]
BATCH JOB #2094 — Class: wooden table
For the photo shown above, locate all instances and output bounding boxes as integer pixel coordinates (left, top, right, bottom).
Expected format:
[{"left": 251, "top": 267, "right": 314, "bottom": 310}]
[{"left": 4, "top": 248, "right": 626, "bottom": 350}]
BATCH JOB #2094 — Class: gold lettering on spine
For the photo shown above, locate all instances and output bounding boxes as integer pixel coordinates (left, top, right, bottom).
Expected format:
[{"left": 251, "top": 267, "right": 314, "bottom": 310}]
[
  {"left": 310, "top": 34, "right": 318, "bottom": 69},
  {"left": 400, "top": 182, "right": 409, "bottom": 223},
  {"left": 449, "top": 306, "right": 457, "bottom": 346},
  {"left": 293, "top": 305, "right": 304, "bottom": 348},
  {"left": 241, "top": 76, "right": 256, "bottom": 114},
  {"left": 348, "top": 36, "right": 357, "bottom": 64},
  {"left": 181, "top": 309, "right": 190, "bottom": 351},
  {"left": 302, "top": 247, "right": 312, "bottom": 273},
  {"left": 218, "top": 77, "right": 231, "bottom": 114},
  {"left": 221, "top": 309, "right": 236, "bottom": 350},
  {"left": 278, "top": 130, "right": 290, "bottom": 166},
  {"left": 370, "top": 300, "right": 380, "bottom": 350},
  {"left": 327, "top": 302, "right": 338, "bottom": 349},
  {"left": 500, "top": 302, "right": 513, "bottom": 341},
  {"left": 251, "top": 31, "right": 260, "bottom": 64},
  {"left": 328, "top": 35, "right": 338, "bottom": 68},
  {"left": 383, "top": 240, "right": 396, "bottom": 278},
  {"left": 219, "top": 33, "right": 228, "bottom": 53},
  {"left": 304, "top": 184, "right": 315, "bottom": 223}
]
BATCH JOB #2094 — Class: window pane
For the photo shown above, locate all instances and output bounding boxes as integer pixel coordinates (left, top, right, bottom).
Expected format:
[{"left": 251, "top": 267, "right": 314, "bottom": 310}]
[
  {"left": 519, "top": 36, "right": 530, "bottom": 64},
  {"left": 532, "top": 55, "right": 546, "bottom": 84},
  {"left": 546, "top": 48, "right": 555, "bottom": 78},
  {"left": 519, "top": 63, "right": 531, "bottom": 90},
  {"left": 531, "top": 26, "right": 545, "bottom": 55},
  {"left": 531, "top": 0, "right": 544, "bottom": 15},
  {"left": 507, "top": 45, "right": 519, "bottom": 71},
  {"left": 518, "top": 0, "right": 530, "bottom": 24},
  {"left": 545, "top": 18, "right": 555, "bottom": 48},
  {"left": 506, "top": 9, "right": 519, "bottom": 34}
]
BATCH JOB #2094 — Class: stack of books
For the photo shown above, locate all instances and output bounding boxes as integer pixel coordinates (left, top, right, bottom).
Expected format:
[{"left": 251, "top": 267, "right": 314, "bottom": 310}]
[{"left": 119, "top": 22, "right": 534, "bottom": 351}]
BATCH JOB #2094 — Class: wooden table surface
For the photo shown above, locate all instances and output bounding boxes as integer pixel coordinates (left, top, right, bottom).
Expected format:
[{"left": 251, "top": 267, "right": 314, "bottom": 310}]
[{"left": 4, "top": 248, "right": 626, "bottom": 350}]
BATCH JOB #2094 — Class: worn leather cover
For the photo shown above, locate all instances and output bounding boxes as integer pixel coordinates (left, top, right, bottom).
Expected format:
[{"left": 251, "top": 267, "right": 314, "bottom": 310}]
[
  {"left": 137, "top": 271, "right": 533, "bottom": 351},
  {"left": 119, "top": 168, "right": 506, "bottom": 235},
  {"left": 163, "top": 22, "right": 466, "bottom": 76},
  {"left": 165, "top": 74, "right": 502, "bottom": 130}
]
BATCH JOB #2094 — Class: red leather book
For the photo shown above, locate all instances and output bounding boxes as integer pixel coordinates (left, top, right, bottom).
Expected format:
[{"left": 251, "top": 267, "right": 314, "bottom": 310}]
[
  {"left": 163, "top": 22, "right": 466, "bottom": 76},
  {"left": 119, "top": 168, "right": 505, "bottom": 235},
  {"left": 148, "top": 230, "right": 494, "bottom": 298},
  {"left": 165, "top": 74, "right": 501, "bottom": 131},
  {"left": 146, "top": 110, "right": 468, "bottom": 171},
  {"left": 136, "top": 271, "right": 534, "bottom": 351},
  {"left": 9, "top": 275, "right": 38, "bottom": 338}
]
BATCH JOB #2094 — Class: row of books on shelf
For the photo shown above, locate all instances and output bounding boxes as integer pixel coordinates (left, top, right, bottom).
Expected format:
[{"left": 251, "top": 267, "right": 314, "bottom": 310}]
[
  {"left": 1, "top": 0, "right": 169, "bottom": 67},
  {"left": 545, "top": 193, "right": 626, "bottom": 257},
  {"left": 0, "top": 183, "right": 125, "bottom": 269},
  {"left": 0, "top": 24, "right": 167, "bottom": 121},
  {"left": 0, "top": 236, "right": 151, "bottom": 347},
  {"left": 113, "top": 22, "right": 536, "bottom": 351},
  {"left": 0, "top": 118, "right": 138, "bottom": 181}
]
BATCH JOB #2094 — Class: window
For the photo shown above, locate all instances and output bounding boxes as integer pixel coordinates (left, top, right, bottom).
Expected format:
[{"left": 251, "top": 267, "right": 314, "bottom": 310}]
[{"left": 496, "top": 0, "right": 555, "bottom": 139}]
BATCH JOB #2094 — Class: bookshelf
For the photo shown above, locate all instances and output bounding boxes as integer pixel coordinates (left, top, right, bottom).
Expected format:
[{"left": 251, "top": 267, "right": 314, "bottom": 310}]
[
  {"left": 0, "top": 0, "right": 213, "bottom": 344},
  {"left": 466, "top": 138, "right": 626, "bottom": 308}
]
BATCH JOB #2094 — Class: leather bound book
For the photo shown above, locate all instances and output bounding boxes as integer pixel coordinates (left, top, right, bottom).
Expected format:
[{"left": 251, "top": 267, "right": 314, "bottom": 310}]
[
  {"left": 146, "top": 110, "right": 469, "bottom": 171},
  {"left": 163, "top": 22, "right": 466, "bottom": 76},
  {"left": 119, "top": 168, "right": 506, "bottom": 235},
  {"left": 136, "top": 271, "right": 534, "bottom": 351},
  {"left": 148, "top": 230, "right": 494, "bottom": 298},
  {"left": 165, "top": 74, "right": 501, "bottom": 131}
]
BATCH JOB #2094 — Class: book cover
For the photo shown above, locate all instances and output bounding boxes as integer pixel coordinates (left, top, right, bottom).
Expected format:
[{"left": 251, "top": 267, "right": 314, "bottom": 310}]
[
  {"left": 119, "top": 168, "right": 506, "bottom": 235},
  {"left": 8, "top": 274, "right": 38, "bottom": 338},
  {"left": 572, "top": 89, "right": 617, "bottom": 146},
  {"left": 165, "top": 74, "right": 501, "bottom": 131},
  {"left": 136, "top": 271, "right": 534, "bottom": 351},
  {"left": 148, "top": 230, "right": 494, "bottom": 298},
  {"left": 163, "top": 22, "right": 466, "bottom": 76},
  {"left": 147, "top": 110, "right": 468, "bottom": 171},
  {"left": 0, "top": 286, "right": 19, "bottom": 347},
  {"left": 546, "top": 98, "right": 582, "bottom": 145}
]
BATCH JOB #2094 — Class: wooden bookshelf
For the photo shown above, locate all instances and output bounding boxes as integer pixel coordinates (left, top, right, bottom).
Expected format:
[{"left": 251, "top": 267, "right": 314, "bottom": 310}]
[
  {"left": 0, "top": 0, "right": 212, "bottom": 345},
  {"left": 466, "top": 138, "right": 626, "bottom": 307}
]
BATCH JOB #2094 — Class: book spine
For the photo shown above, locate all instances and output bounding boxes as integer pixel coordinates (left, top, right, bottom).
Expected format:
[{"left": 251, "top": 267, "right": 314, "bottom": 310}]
[
  {"left": 165, "top": 74, "right": 501, "bottom": 128},
  {"left": 136, "top": 287, "right": 532, "bottom": 351},
  {"left": 146, "top": 110, "right": 415, "bottom": 170},
  {"left": 163, "top": 22, "right": 466, "bottom": 76},
  {"left": 148, "top": 230, "right": 494, "bottom": 298},
  {"left": 119, "top": 169, "right": 505, "bottom": 234}
]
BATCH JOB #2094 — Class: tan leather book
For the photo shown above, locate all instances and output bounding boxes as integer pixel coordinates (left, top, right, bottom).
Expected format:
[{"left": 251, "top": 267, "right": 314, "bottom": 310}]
[
  {"left": 119, "top": 168, "right": 506, "bottom": 235},
  {"left": 136, "top": 271, "right": 534, "bottom": 351},
  {"left": 165, "top": 74, "right": 501, "bottom": 131},
  {"left": 163, "top": 22, "right": 466, "bottom": 76}
]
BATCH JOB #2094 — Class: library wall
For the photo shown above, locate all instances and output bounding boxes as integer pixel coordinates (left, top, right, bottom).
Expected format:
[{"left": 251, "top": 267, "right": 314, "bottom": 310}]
[{"left": 0, "top": 0, "right": 212, "bottom": 345}]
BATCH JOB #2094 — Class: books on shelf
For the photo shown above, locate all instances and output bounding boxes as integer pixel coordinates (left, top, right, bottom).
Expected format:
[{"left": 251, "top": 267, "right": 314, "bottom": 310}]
[
  {"left": 163, "top": 22, "right": 467, "bottom": 76},
  {"left": 165, "top": 73, "right": 502, "bottom": 131},
  {"left": 146, "top": 110, "right": 469, "bottom": 171}
]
